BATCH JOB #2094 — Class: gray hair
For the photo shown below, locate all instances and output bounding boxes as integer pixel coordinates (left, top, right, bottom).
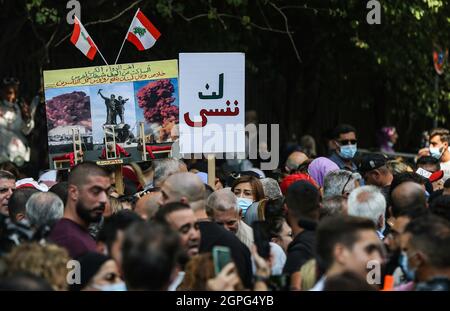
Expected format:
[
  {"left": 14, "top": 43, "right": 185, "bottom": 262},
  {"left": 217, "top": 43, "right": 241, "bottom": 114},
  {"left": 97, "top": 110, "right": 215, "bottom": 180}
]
[
  {"left": 260, "top": 178, "right": 282, "bottom": 200},
  {"left": 322, "top": 195, "right": 347, "bottom": 217},
  {"left": 206, "top": 189, "right": 239, "bottom": 217},
  {"left": 153, "top": 158, "right": 187, "bottom": 187},
  {"left": 347, "top": 185, "right": 386, "bottom": 228},
  {"left": 323, "top": 170, "right": 361, "bottom": 199},
  {"left": 25, "top": 192, "right": 64, "bottom": 228}
]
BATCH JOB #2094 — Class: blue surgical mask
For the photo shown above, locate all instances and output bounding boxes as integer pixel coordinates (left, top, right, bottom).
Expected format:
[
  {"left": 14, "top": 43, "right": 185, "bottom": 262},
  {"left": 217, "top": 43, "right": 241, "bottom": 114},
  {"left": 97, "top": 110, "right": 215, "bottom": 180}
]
[
  {"left": 429, "top": 146, "right": 443, "bottom": 159},
  {"left": 237, "top": 198, "right": 253, "bottom": 216},
  {"left": 339, "top": 144, "right": 357, "bottom": 159},
  {"left": 93, "top": 282, "right": 127, "bottom": 291},
  {"left": 399, "top": 251, "right": 416, "bottom": 282}
]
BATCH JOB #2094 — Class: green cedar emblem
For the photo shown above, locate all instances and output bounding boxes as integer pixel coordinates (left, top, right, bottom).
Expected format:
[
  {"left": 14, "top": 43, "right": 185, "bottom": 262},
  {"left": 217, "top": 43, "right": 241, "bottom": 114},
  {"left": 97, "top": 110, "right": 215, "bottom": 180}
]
[{"left": 133, "top": 26, "right": 147, "bottom": 37}]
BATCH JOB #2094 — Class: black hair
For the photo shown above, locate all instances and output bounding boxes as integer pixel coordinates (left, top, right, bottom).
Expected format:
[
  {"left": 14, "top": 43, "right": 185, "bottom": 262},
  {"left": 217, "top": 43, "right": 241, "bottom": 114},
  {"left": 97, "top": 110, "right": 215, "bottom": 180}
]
[
  {"left": 0, "top": 272, "right": 53, "bottom": 291},
  {"left": 68, "top": 162, "right": 109, "bottom": 187},
  {"left": 416, "top": 156, "right": 440, "bottom": 172},
  {"left": 49, "top": 182, "right": 68, "bottom": 206},
  {"left": 122, "top": 222, "right": 181, "bottom": 290},
  {"left": 404, "top": 215, "right": 450, "bottom": 269},
  {"left": 316, "top": 215, "right": 375, "bottom": 271},
  {"left": 153, "top": 202, "right": 192, "bottom": 226},
  {"left": 97, "top": 210, "right": 143, "bottom": 254},
  {"left": 8, "top": 188, "right": 39, "bottom": 223},
  {"left": 430, "top": 195, "right": 450, "bottom": 222},
  {"left": 286, "top": 180, "right": 320, "bottom": 220},
  {"left": 323, "top": 271, "right": 377, "bottom": 291},
  {"left": 332, "top": 124, "right": 357, "bottom": 140}
]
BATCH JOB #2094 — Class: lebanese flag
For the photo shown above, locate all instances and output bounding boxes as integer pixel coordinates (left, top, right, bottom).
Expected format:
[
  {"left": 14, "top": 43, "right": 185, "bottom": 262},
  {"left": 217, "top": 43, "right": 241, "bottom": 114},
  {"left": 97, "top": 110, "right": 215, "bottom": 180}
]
[
  {"left": 126, "top": 9, "right": 161, "bottom": 51},
  {"left": 70, "top": 16, "right": 97, "bottom": 60}
]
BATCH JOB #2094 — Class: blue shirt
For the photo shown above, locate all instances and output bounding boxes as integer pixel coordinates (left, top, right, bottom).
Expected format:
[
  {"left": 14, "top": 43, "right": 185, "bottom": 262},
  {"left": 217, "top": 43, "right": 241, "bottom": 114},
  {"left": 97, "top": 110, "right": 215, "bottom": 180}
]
[{"left": 329, "top": 152, "right": 358, "bottom": 172}]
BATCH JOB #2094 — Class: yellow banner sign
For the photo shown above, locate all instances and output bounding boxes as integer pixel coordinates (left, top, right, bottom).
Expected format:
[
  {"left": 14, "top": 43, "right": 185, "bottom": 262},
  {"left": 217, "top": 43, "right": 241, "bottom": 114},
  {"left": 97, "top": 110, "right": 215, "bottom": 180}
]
[{"left": 44, "top": 59, "right": 178, "bottom": 89}]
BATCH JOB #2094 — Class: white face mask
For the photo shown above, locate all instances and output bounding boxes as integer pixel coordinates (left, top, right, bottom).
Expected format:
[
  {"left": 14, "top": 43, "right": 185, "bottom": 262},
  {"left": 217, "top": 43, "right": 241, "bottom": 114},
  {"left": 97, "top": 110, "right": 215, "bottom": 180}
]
[
  {"left": 429, "top": 146, "right": 444, "bottom": 159},
  {"left": 237, "top": 198, "right": 253, "bottom": 216},
  {"left": 93, "top": 282, "right": 127, "bottom": 291}
]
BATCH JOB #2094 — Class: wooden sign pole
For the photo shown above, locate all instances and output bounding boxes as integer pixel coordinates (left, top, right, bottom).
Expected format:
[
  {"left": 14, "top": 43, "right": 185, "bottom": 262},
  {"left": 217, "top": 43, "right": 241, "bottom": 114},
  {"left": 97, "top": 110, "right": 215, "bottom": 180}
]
[
  {"left": 115, "top": 164, "right": 124, "bottom": 195},
  {"left": 207, "top": 154, "right": 216, "bottom": 189}
]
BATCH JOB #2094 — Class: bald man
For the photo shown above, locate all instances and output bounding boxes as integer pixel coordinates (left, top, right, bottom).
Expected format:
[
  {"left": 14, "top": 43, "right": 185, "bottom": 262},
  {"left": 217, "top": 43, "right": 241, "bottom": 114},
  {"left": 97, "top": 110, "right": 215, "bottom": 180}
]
[
  {"left": 285, "top": 151, "right": 308, "bottom": 173},
  {"left": 158, "top": 172, "right": 206, "bottom": 218},
  {"left": 135, "top": 192, "right": 161, "bottom": 220}
]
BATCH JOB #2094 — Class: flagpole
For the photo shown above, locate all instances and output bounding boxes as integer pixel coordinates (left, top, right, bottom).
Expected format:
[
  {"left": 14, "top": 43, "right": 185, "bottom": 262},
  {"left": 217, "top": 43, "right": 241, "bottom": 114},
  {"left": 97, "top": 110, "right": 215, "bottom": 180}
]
[{"left": 114, "top": 8, "right": 140, "bottom": 65}]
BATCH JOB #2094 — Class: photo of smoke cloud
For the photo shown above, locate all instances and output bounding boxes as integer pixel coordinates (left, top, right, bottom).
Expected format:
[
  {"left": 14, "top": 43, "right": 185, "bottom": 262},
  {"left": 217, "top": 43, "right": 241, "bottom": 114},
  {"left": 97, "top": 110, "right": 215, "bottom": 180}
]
[
  {"left": 134, "top": 78, "right": 179, "bottom": 144},
  {"left": 44, "top": 86, "right": 93, "bottom": 154}
]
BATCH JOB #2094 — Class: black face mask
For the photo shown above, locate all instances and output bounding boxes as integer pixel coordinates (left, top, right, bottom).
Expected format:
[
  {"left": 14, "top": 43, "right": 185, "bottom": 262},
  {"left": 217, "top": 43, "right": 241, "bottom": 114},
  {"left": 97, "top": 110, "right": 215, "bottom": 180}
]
[{"left": 76, "top": 200, "right": 105, "bottom": 224}]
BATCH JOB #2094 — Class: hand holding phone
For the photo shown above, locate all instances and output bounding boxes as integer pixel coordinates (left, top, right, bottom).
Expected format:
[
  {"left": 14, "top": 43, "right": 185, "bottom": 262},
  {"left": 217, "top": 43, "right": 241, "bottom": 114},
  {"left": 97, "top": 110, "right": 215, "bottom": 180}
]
[{"left": 212, "top": 246, "right": 232, "bottom": 276}]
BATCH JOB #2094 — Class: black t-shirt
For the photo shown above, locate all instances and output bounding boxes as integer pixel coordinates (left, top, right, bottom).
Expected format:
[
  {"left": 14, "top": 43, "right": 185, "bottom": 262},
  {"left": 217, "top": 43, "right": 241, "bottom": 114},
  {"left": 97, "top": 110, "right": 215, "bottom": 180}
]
[
  {"left": 283, "top": 220, "right": 317, "bottom": 275},
  {"left": 198, "top": 221, "right": 253, "bottom": 289}
]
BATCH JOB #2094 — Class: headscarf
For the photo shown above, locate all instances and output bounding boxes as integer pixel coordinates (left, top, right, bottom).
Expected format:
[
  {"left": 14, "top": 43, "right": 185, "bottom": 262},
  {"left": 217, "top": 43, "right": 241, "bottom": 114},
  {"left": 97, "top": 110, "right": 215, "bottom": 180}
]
[{"left": 307, "top": 157, "right": 339, "bottom": 188}]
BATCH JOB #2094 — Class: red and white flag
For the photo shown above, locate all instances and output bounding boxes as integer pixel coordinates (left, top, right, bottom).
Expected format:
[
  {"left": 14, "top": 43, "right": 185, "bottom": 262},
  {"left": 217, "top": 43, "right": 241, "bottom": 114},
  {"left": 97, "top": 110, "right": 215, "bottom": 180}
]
[
  {"left": 70, "top": 16, "right": 98, "bottom": 60},
  {"left": 126, "top": 9, "right": 161, "bottom": 51}
]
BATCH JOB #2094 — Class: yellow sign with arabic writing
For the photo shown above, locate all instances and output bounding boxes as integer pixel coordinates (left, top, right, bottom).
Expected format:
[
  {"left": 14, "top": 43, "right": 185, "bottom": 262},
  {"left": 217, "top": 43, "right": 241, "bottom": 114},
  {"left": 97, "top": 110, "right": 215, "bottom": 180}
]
[{"left": 43, "top": 59, "right": 178, "bottom": 89}]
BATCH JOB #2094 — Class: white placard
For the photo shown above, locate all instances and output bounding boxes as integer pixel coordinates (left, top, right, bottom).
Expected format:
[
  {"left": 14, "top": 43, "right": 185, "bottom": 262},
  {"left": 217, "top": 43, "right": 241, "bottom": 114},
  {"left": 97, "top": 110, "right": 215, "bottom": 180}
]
[{"left": 179, "top": 53, "right": 245, "bottom": 154}]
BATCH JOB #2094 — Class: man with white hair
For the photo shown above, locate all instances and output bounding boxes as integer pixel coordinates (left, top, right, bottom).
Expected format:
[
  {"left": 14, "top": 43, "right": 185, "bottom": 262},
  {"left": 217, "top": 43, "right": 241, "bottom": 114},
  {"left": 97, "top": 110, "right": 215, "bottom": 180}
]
[
  {"left": 206, "top": 189, "right": 254, "bottom": 249},
  {"left": 347, "top": 185, "right": 386, "bottom": 239},
  {"left": 323, "top": 170, "right": 361, "bottom": 199},
  {"left": 26, "top": 192, "right": 64, "bottom": 229}
]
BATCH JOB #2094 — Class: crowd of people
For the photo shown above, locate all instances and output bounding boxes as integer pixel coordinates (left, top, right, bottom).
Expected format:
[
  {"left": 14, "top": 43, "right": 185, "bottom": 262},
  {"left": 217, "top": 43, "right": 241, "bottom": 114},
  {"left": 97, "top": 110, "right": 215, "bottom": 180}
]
[{"left": 0, "top": 122, "right": 449, "bottom": 291}]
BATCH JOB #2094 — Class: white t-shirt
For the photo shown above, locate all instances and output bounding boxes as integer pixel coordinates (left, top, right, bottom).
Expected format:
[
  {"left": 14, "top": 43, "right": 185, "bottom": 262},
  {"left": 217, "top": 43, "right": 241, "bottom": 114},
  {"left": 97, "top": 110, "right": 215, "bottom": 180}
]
[{"left": 440, "top": 160, "right": 450, "bottom": 181}]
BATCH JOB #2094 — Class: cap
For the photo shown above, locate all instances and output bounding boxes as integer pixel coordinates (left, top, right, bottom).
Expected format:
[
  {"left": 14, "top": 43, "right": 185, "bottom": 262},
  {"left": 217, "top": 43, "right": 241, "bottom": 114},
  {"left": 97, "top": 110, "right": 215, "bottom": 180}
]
[{"left": 358, "top": 153, "right": 388, "bottom": 174}]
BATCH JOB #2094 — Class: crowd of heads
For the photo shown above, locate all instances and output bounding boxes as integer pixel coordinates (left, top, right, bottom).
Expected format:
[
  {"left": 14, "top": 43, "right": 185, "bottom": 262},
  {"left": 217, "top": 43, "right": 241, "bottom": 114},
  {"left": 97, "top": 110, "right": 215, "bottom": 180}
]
[{"left": 0, "top": 123, "right": 449, "bottom": 291}]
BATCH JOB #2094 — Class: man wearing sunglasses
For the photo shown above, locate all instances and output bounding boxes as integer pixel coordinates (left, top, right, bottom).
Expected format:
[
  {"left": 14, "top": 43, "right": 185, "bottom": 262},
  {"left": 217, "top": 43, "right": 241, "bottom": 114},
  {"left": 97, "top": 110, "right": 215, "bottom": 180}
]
[{"left": 329, "top": 124, "right": 359, "bottom": 172}]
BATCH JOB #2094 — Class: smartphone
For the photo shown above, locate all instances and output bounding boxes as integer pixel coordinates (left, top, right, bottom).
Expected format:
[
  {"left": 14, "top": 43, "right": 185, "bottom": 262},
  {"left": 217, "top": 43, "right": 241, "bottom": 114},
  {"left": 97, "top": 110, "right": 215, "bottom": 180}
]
[
  {"left": 253, "top": 221, "right": 271, "bottom": 259},
  {"left": 212, "top": 246, "right": 232, "bottom": 276}
]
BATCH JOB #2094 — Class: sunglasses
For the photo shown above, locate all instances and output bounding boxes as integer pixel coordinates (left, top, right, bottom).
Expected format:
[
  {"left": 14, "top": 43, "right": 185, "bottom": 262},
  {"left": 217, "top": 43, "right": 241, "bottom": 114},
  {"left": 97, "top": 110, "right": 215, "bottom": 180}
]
[{"left": 338, "top": 139, "right": 357, "bottom": 145}]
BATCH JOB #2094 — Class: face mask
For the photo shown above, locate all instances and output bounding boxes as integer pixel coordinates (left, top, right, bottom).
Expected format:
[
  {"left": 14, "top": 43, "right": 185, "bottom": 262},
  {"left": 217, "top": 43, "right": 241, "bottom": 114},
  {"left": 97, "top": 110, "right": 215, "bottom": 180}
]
[
  {"left": 429, "top": 146, "right": 443, "bottom": 159},
  {"left": 93, "top": 282, "right": 127, "bottom": 291},
  {"left": 339, "top": 144, "right": 357, "bottom": 159},
  {"left": 237, "top": 198, "right": 253, "bottom": 216},
  {"left": 399, "top": 251, "right": 416, "bottom": 282}
]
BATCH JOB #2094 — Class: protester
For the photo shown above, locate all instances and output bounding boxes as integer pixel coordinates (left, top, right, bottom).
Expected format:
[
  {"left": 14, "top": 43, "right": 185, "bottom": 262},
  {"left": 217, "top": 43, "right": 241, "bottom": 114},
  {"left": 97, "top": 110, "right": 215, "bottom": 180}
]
[
  {"left": 206, "top": 189, "right": 253, "bottom": 249},
  {"left": 69, "top": 252, "right": 125, "bottom": 291},
  {"left": 3, "top": 242, "right": 70, "bottom": 290},
  {"left": 231, "top": 175, "right": 265, "bottom": 216},
  {"left": 48, "top": 162, "right": 111, "bottom": 258},
  {"left": 321, "top": 195, "right": 348, "bottom": 218},
  {"left": 283, "top": 180, "right": 320, "bottom": 290},
  {"left": 402, "top": 215, "right": 450, "bottom": 290},
  {"left": 284, "top": 151, "right": 308, "bottom": 174},
  {"left": 378, "top": 126, "right": 398, "bottom": 154},
  {"left": 323, "top": 170, "right": 360, "bottom": 199},
  {"left": 328, "top": 124, "right": 359, "bottom": 172},
  {"left": 307, "top": 157, "right": 339, "bottom": 189},
  {"left": 347, "top": 186, "right": 387, "bottom": 239},
  {"left": 425, "top": 128, "right": 450, "bottom": 181},
  {"left": 96, "top": 210, "right": 142, "bottom": 269},
  {"left": 7, "top": 187, "right": 38, "bottom": 223},
  {"left": 25, "top": 192, "right": 64, "bottom": 229},
  {"left": 358, "top": 153, "right": 393, "bottom": 201},
  {"left": 0, "top": 170, "right": 16, "bottom": 215},
  {"left": 121, "top": 222, "right": 181, "bottom": 291},
  {"left": 313, "top": 215, "right": 386, "bottom": 291}
]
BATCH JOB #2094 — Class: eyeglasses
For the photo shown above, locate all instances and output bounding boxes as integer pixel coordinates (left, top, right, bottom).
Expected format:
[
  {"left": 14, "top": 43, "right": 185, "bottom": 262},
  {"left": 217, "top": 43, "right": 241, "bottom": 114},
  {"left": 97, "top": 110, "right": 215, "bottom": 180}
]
[{"left": 337, "top": 139, "right": 357, "bottom": 145}]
